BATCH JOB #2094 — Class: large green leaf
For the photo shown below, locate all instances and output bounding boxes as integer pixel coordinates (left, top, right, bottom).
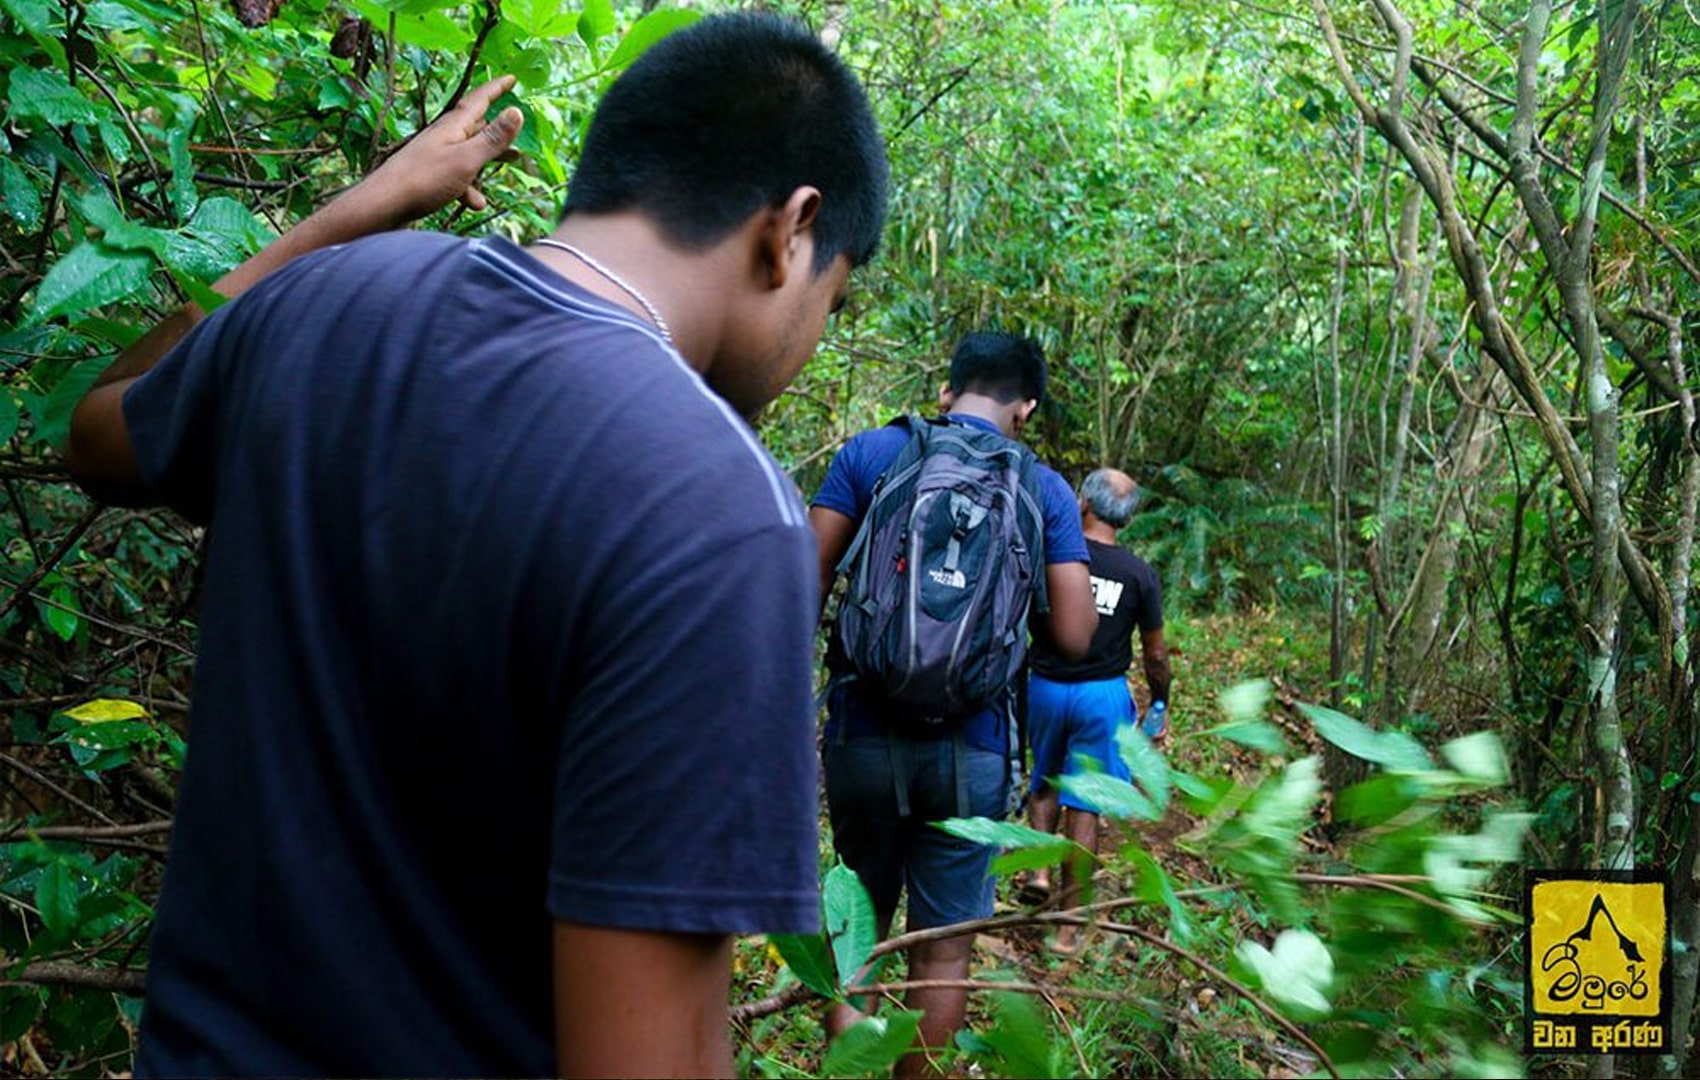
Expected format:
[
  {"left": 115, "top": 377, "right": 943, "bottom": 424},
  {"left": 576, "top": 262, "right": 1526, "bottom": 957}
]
[
  {"left": 1301, "top": 702, "right": 1433, "bottom": 772},
  {"left": 1207, "top": 718, "right": 1289, "bottom": 754},
  {"left": 503, "top": 0, "right": 577, "bottom": 39},
  {"left": 768, "top": 931, "right": 837, "bottom": 999},
  {"left": 973, "top": 993, "right": 1068, "bottom": 1078},
  {"left": 1127, "top": 844, "right": 1191, "bottom": 943},
  {"left": 0, "top": 159, "right": 43, "bottom": 231},
  {"left": 578, "top": 0, "right": 614, "bottom": 46},
  {"left": 1439, "top": 731, "right": 1508, "bottom": 785},
  {"left": 820, "top": 1011, "right": 922, "bottom": 1078},
  {"left": 1118, "top": 723, "right": 1170, "bottom": 812},
  {"left": 824, "top": 862, "right": 879, "bottom": 990},
  {"left": 351, "top": 0, "right": 471, "bottom": 50},
  {"left": 8, "top": 67, "right": 103, "bottom": 126},
  {"left": 1058, "top": 770, "right": 1160, "bottom": 822},
  {"left": 605, "top": 7, "right": 700, "bottom": 71},
  {"left": 28, "top": 242, "right": 155, "bottom": 325},
  {"left": 1236, "top": 928, "right": 1333, "bottom": 1017},
  {"left": 35, "top": 861, "right": 81, "bottom": 935}
]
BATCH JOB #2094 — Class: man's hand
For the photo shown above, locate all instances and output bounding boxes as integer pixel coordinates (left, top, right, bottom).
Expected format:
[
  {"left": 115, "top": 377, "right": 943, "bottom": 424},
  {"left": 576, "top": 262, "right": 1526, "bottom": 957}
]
[
  {"left": 353, "top": 75, "right": 525, "bottom": 229},
  {"left": 62, "top": 75, "right": 524, "bottom": 507}
]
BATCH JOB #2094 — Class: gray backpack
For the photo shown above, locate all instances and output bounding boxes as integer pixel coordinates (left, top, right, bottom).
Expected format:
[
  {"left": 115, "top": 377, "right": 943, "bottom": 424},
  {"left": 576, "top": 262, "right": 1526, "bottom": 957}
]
[{"left": 835, "top": 416, "right": 1049, "bottom": 721}]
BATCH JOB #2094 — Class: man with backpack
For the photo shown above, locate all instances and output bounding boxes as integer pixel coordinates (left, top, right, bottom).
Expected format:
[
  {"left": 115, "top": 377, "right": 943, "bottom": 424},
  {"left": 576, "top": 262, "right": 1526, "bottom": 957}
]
[
  {"left": 1021, "top": 467, "right": 1172, "bottom": 955},
  {"left": 809, "top": 331, "right": 1097, "bottom": 1076},
  {"left": 63, "top": 14, "right": 888, "bottom": 1078}
]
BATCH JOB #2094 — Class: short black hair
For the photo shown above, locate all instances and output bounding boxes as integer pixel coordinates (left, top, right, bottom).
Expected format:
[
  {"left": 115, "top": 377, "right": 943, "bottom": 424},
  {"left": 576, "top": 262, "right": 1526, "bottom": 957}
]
[
  {"left": 561, "top": 12, "right": 889, "bottom": 274},
  {"left": 948, "top": 331, "right": 1047, "bottom": 405}
]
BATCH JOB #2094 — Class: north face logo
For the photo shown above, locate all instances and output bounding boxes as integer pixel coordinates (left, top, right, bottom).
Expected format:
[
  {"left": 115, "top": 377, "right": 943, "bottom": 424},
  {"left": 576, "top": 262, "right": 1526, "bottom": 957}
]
[{"left": 928, "top": 567, "right": 967, "bottom": 589}]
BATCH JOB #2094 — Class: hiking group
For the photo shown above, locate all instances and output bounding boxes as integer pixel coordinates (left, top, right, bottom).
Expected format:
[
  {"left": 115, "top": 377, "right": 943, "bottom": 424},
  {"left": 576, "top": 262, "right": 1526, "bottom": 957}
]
[{"left": 60, "top": 11, "right": 1169, "bottom": 1080}]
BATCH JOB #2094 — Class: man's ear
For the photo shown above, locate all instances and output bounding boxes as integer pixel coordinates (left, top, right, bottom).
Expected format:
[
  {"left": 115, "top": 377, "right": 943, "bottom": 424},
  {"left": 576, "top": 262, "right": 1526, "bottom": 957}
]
[
  {"left": 757, "top": 185, "right": 823, "bottom": 291},
  {"left": 937, "top": 383, "right": 954, "bottom": 411},
  {"left": 1016, "top": 398, "right": 1039, "bottom": 428}
]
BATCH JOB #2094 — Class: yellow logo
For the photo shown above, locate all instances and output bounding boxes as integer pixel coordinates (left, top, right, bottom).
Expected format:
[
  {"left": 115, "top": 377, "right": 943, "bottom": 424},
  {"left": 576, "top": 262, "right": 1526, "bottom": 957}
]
[{"left": 1526, "top": 873, "right": 1669, "bottom": 1054}]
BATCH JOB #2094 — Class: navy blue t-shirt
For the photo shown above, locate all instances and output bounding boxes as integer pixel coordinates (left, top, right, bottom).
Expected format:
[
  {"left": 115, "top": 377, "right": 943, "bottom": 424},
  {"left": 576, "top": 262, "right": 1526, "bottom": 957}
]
[
  {"left": 123, "top": 232, "right": 821, "bottom": 1078},
  {"left": 812, "top": 416, "right": 1089, "bottom": 754}
]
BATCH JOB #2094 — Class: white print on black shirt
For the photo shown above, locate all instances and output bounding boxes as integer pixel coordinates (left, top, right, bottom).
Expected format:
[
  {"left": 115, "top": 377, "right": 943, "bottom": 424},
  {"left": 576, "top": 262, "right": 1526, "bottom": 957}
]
[{"left": 1090, "top": 575, "right": 1123, "bottom": 616}]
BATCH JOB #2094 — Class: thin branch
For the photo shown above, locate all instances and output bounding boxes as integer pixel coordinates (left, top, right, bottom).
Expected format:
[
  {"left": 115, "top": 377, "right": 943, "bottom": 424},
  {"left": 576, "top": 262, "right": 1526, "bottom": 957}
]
[
  {"left": 4, "top": 961, "right": 146, "bottom": 994},
  {"left": 1, "top": 820, "right": 173, "bottom": 842},
  {"left": 0, "top": 508, "right": 101, "bottom": 623},
  {"left": 434, "top": 1, "right": 503, "bottom": 124},
  {"left": 1105, "top": 920, "right": 1340, "bottom": 1080},
  {"left": 0, "top": 752, "right": 118, "bottom": 826}
]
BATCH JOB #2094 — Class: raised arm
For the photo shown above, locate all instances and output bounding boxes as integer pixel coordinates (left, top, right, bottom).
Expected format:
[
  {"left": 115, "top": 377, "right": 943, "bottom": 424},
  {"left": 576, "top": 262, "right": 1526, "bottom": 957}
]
[{"left": 62, "top": 76, "right": 524, "bottom": 505}]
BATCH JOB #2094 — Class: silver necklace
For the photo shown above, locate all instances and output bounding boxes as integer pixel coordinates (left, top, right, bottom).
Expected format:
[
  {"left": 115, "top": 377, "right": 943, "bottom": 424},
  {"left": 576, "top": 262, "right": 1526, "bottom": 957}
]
[{"left": 532, "top": 238, "right": 673, "bottom": 345}]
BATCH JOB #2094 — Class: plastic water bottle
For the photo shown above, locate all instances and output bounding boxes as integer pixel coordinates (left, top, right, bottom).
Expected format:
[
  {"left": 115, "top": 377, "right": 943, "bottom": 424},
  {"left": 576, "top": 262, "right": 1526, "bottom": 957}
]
[{"left": 1141, "top": 699, "right": 1168, "bottom": 740}]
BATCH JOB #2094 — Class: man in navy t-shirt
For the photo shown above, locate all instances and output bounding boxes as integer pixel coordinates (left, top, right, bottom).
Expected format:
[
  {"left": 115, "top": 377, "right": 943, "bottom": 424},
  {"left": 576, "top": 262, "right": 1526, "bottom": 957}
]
[
  {"left": 62, "top": 15, "right": 889, "bottom": 1078},
  {"left": 1023, "top": 467, "right": 1171, "bottom": 954},
  {"left": 809, "top": 332, "right": 1097, "bottom": 1076}
]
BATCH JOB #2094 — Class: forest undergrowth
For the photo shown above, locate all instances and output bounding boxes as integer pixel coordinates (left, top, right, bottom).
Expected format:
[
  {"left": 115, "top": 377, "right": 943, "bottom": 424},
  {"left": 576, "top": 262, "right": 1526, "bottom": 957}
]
[{"left": 725, "top": 606, "right": 1531, "bottom": 1080}]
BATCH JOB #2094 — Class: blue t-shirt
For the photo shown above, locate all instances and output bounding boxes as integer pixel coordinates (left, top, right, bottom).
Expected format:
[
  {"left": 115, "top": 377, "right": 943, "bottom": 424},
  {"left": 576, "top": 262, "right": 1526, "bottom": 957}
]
[
  {"left": 123, "top": 232, "right": 821, "bottom": 1078},
  {"left": 812, "top": 415, "right": 1089, "bottom": 754}
]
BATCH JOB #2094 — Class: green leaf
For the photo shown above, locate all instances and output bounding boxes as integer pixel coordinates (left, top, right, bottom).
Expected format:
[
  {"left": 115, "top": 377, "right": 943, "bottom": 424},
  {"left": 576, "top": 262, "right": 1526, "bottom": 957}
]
[
  {"left": 1219, "top": 678, "right": 1271, "bottom": 722},
  {"left": 0, "top": 393, "right": 18, "bottom": 445},
  {"left": 503, "top": 0, "right": 578, "bottom": 38},
  {"left": 1235, "top": 928, "right": 1333, "bottom": 1017},
  {"left": 1440, "top": 731, "right": 1507, "bottom": 786},
  {"left": 975, "top": 993, "right": 1066, "bottom": 1078},
  {"left": 62, "top": 699, "right": 150, "bottom": 723},
  {"left": 936, "top": 816, "right": 1066, "bottom": 850},
  {"left": 578, "top": 0, "right": 614, "bottom": 46},
  {"left": 824, "top": 863, "right": 879, "bottom": 990},
  {"left": 351, "top": 0, "right": 472, "bottom": 50},
  {"left": 1118, "top": 723, "right": 1170, "bottom": 813},
  {"left": 605, "top": 7, "right": 700, "bottom": 71},
  {"left": 26, "top": 241, "right": 155, "bottom": 325},
  {"left": 0, "top": 987, "right": 43, "bottom": 1043},
  {"left": 1058, "top": 771, "right": 1159, "bottom": 821},
  {"left": 35, "top": 861, "right": 81, "bottom": 934},
  {"left": 1127, "top": 844, "right": 1191, "bottom": 943},
  {"left": 25, "top": 357, "right": 104, "bottom": 448},
  {"left": 768, "top": 932, "right": 838, "bottom": 999},
  {"left": 1334, "top": 773, "right": 1419, "bottom": 826},
  {"left": 0, "top": 159, "right": 43, "bottom": 231},
  {"left": 1, "top": 0, "right": 57, "bottom": 37},
  {"left": 8, "top": 67, "right": 103, "bottom": 126},
  {"left": 820, "top": 1011, "right": 922, "bottom": 1078},
  {"left": 1208, "top": 718, "right": 1288, "bottom": 754},
  {"left": 1171, "top": 770, "right": 1230, "bottom": 812},
  {"left": 1301, "top": 702, "right": 1433, "bottom": 772}
]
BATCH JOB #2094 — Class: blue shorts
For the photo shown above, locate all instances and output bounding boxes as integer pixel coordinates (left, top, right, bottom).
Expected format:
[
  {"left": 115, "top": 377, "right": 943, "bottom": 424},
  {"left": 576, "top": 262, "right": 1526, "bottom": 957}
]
[
  {"left": 1026, "top": 672, "right": 1137, "bottom": 813},
  {"left": 824, "top": 733, "right": 1009, "bottom": 931}
]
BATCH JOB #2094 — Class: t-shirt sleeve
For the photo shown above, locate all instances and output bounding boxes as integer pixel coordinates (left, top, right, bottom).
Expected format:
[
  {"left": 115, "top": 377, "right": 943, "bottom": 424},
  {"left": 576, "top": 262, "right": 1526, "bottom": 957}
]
[
  {"left": 811, "top": 428, "right": 887, "bottom": 520},
  {"left": 1038, "top": 466, "right": 1089, "bottom": 564},
  {"left": 1134, "top": 559, "right": 1165, "bottom": 633},
  {"left": 120, "top": 298, "right": 250, "bottom": 523},
  {"left": 544, "top": 452, "right": 821, "bottom": 936}
]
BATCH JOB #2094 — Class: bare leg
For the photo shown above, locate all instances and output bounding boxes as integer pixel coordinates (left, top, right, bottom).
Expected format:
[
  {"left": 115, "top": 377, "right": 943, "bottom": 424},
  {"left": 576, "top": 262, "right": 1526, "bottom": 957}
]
[
  {"left": 826, "top": 909, "right": 896, "bottom": 1039},
  {"left": 1024, "top": 785, "right": 1061, "bottom": 895},
  {"left": 894, "top": 934, "right": 975, "bottom": 1079},
  {"left": 1053, "top": 807, "right": 1100, "bottom": 952}
]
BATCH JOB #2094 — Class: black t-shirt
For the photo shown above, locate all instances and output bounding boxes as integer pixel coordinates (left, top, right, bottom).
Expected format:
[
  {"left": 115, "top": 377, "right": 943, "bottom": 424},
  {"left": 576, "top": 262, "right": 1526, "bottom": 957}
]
[
  {"left": 123, "top": 233, "right": 822, "bottom": 1078},
  {"left": 1030, "top": 538, "right": 1163, "bottom": 682}
]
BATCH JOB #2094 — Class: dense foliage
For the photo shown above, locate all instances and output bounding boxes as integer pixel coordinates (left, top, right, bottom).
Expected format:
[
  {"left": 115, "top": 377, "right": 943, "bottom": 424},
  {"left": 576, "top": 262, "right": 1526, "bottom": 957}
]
[{"left": 2, "top": 0, "right": 1696, "bottom": 1076}]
